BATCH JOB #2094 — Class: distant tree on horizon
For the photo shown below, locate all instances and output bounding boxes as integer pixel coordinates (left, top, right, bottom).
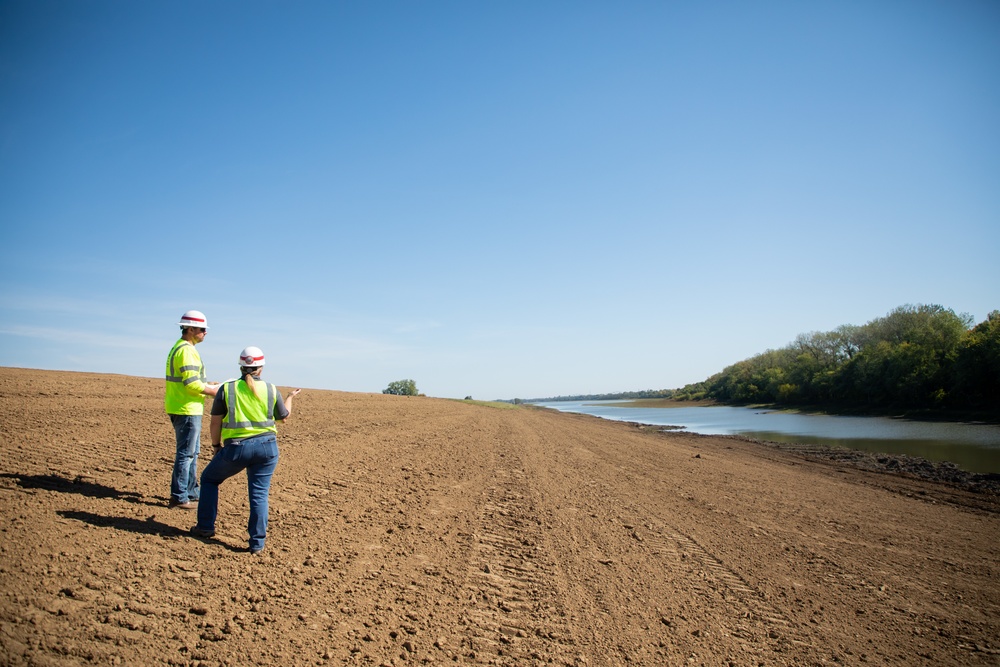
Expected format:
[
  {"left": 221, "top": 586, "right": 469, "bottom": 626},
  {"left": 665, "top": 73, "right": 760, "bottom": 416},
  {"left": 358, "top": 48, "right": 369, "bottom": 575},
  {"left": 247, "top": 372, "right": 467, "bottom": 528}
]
[{"left": 383, "top": 379, "right": 418, "bottom": 396}]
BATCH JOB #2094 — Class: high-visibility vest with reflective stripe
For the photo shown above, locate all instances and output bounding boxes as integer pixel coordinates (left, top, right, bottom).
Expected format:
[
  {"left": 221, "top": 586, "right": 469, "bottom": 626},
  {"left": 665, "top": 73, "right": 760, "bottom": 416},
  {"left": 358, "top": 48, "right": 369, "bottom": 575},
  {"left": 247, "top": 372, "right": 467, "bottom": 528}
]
[
  {"left": 164, "top": 339, "right": 207, "bottom": 415},
  {"left": 220, "top": 379, "right": 278, "bottom": 444}
]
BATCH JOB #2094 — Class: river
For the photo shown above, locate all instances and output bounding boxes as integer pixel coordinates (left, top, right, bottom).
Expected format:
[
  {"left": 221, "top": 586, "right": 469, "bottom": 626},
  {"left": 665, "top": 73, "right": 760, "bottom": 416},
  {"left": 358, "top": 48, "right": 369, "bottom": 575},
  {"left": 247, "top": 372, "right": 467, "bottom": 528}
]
[{"left": 533, "top": 401, "right": 1000, "bottom": 474}]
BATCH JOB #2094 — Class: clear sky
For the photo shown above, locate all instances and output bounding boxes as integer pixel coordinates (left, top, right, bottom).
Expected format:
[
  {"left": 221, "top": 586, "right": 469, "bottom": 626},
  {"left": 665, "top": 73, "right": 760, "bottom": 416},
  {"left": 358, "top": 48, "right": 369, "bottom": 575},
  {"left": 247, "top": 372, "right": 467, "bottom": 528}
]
[{"left": 1, "top": 1, "right": 998, "bottom": 400}]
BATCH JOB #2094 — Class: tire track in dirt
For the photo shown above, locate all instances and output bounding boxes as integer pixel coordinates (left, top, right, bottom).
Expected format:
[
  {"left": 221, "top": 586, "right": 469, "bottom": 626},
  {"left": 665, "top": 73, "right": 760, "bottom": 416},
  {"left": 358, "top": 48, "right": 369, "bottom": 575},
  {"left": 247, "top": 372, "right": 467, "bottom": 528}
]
[
  {"left": 459, "top": 453, "right": 580, "bottom": 666},
  {"left": 610, "top": 508, "right": 817, "bottom": 665},
  {"left": 603, "top": 474, "right": 819, "bottom": 662},
  {"left": 629, "top": 516, "right": 792, "bottom": 628},
  {"left": 526, "top": 415, "right": 822, "bottom": 665}
]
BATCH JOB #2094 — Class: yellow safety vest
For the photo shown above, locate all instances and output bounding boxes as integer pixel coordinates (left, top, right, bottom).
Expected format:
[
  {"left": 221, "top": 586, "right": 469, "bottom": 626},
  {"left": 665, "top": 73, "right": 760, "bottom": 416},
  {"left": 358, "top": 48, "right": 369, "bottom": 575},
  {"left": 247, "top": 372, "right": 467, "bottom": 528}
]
[
  {"left": 220, "top": 379, "right": 278, "bottom": 444},
  {"left": 164, "top": 339, "right": 207, "bottom": 415}
]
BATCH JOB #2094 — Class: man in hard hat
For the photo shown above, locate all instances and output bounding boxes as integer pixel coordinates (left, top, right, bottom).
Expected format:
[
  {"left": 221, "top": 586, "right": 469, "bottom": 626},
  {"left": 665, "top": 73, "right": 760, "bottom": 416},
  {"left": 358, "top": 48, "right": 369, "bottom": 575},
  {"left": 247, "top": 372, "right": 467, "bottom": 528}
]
[{"left": 165, "top": 310, "right": 219, "bottom": 509}]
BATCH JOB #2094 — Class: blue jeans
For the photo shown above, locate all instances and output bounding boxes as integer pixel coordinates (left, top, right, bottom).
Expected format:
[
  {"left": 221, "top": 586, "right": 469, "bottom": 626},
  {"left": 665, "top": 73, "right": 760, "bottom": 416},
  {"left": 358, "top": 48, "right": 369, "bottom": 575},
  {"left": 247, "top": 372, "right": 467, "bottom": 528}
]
[
  {"left": 195, "top": 433, "right": 279, "bottom": 552},
  {"left": 170, "top": 414, "right": 202, "bottom": 503}
]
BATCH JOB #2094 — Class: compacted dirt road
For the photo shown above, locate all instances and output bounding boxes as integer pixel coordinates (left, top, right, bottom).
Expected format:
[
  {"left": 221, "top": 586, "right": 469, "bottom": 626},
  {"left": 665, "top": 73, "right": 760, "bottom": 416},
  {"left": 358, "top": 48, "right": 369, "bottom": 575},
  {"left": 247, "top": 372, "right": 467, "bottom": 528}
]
[{"left": 1, "top": 368, "right": 998, "bottom": 666}]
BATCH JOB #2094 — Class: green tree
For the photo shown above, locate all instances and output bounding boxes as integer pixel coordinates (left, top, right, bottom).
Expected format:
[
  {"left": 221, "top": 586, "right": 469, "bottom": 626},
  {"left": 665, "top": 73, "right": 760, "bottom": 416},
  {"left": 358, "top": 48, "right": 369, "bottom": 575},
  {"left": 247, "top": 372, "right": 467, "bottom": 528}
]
[
  {"left": 383, "top": 379, "right": 418, "bottom": 396},
  {"left": 952, "top": 310, "right": 1000, "bottom": 408},
  {"left": 831, "top": 305, "right": 971, "bottom": 409}
]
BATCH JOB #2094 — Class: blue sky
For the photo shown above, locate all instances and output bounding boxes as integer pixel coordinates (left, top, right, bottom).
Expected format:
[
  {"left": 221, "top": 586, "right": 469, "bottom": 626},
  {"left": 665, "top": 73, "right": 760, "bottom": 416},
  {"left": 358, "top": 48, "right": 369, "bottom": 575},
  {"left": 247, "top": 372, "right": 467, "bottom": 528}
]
[{"left": 2, "top": 1, "right": 998, "bottom": 400}]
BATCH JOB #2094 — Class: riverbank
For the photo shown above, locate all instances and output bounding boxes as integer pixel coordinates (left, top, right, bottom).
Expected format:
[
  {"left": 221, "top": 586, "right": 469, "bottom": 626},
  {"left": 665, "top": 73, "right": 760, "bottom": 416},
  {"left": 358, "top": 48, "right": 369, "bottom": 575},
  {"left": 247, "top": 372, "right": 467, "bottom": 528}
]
[
  {"left": 695, "top": 428, "right": 1000, "bottom": 498},
  {"left": 2, "top": 367, "right": 999, "bottom": 665},
  {"left": 612, "top": 397, "right": 1000, "bottom": 424},
  {"left": 538, "top": 400, "right": 1000, "bottom": 477}
]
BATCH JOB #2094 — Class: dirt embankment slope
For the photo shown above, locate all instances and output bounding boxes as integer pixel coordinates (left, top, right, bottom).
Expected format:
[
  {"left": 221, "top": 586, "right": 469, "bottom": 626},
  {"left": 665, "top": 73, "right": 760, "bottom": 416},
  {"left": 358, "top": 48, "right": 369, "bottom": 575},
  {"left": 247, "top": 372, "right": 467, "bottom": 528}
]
[{"left": 1, "top": 367, "right": 998, "bottom": 666}]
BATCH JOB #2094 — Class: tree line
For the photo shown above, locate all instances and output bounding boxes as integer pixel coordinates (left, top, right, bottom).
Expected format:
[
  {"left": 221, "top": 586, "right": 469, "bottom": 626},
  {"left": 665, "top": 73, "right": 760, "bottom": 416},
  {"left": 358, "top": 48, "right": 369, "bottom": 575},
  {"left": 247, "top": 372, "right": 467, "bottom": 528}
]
[
  {"left": 672, "top": 304, "right": 999, "bottom": 414},
  {"left": 527, "top": 304, "right": 998, "bottom": 416},
  {"left": 524, "top": 389, "right": 674, "bottom": 403}
]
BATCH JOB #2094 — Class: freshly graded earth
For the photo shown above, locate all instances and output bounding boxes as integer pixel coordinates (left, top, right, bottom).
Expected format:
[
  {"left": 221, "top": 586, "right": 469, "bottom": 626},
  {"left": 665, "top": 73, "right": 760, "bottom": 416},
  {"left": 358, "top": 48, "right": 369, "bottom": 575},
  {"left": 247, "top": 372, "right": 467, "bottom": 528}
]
[{"left": 1, "top": 367, "right": 998, "bottom": 666}]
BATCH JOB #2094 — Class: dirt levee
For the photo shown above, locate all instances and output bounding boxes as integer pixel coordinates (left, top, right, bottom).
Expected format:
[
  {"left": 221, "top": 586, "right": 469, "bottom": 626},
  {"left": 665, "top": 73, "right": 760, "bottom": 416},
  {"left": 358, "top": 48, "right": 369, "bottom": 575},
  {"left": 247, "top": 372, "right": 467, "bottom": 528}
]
[{"left": 1, "top": 368, "right": 998, "bottom": 666}]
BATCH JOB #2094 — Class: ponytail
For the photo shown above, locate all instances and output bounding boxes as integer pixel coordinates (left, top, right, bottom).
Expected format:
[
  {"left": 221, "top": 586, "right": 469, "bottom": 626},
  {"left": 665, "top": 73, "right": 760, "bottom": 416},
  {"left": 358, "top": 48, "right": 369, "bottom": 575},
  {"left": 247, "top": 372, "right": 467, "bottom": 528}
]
[{"left": 240, "top": 366, "right": 259, "bottom": 393}]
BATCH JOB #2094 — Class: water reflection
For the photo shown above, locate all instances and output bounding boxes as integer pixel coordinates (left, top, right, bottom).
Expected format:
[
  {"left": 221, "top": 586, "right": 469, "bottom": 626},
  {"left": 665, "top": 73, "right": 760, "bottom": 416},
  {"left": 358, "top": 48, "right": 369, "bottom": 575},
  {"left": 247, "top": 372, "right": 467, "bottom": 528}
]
[{"left": 535, "top": 402, "right": 1000, "bottom": 474}]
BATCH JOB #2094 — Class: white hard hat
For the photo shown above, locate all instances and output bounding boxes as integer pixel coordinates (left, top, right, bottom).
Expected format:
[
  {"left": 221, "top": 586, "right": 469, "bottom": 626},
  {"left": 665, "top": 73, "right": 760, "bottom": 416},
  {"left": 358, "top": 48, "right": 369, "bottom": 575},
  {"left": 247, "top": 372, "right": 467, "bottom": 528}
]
[
  {"left": 178, "top": 310, "right": 209, "bottom": 329},
  {"left": 239, "top": 346, "right": 266, "bottom": 368}
]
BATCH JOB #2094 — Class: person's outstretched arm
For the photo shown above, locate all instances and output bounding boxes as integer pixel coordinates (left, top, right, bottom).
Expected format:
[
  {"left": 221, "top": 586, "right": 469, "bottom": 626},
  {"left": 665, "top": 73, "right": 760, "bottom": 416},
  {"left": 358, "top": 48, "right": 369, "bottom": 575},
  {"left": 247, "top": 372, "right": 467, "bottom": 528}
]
[{"left": 281, "top": 388, "right": 302, "bottom": 419}]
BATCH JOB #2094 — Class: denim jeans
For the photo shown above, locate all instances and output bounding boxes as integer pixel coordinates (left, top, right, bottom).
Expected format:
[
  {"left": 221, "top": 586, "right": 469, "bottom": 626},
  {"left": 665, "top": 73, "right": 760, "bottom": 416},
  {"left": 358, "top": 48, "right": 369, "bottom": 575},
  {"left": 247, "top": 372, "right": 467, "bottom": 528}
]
[
  {"left": 195, "top": 433, "right": 279, "bottom": 552},
  {"left": 170, "top": 414, "right": 202, "bottom": 503}
]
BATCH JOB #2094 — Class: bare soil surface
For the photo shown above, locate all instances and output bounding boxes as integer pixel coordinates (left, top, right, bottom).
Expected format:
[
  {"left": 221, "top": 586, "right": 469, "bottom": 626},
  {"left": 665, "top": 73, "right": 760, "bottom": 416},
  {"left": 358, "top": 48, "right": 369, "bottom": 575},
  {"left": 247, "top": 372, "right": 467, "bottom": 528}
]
[{"left": 1, "top": 368, "right": 998, "bottom": 666}]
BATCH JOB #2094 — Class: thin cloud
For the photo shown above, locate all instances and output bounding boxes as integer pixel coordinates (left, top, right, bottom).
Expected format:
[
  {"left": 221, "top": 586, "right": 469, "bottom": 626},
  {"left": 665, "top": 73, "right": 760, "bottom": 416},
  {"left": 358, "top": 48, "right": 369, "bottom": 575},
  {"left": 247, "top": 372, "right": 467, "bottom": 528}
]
[
  {"left": 394, "top": 319, "right": 443, "bottom": 334},
  {"left": 0, "top": 324, "right": 160, "bottom": 351}
]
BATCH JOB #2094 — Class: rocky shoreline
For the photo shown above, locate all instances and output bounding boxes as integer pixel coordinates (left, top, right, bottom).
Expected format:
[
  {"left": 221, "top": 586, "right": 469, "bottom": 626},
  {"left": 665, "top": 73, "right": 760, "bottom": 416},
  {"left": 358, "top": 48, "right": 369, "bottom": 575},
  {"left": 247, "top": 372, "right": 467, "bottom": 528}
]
[{"left": 745, "top": 434, "right": 1000, "bottom": 495}]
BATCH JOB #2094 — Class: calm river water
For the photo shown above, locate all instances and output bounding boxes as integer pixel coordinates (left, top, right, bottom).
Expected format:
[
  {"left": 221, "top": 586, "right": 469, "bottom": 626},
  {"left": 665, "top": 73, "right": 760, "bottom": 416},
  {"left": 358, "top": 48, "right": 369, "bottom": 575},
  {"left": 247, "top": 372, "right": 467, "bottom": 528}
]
[{"left": 534, "top": 401, "right": 1000, "bottom": 474}]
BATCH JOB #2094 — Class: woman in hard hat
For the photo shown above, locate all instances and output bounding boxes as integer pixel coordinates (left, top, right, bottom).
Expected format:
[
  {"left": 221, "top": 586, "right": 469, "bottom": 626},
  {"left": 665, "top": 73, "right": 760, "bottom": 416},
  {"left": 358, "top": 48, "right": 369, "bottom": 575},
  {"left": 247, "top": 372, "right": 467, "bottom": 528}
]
[{"left": 190, "top": 346, "right": 301, "bottom": 555}]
